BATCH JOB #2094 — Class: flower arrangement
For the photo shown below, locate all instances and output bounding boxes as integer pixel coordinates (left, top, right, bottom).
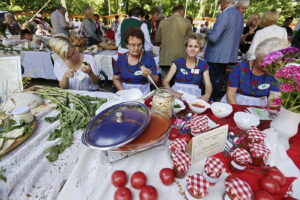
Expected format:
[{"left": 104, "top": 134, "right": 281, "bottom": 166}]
[{"left": 262, "top": 47, "right": 300, "bottom": 113}]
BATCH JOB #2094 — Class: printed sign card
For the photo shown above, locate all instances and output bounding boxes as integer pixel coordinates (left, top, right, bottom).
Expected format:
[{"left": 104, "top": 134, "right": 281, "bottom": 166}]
[{"left": 187, "top": 125, "right": 228, "bottom": 164}]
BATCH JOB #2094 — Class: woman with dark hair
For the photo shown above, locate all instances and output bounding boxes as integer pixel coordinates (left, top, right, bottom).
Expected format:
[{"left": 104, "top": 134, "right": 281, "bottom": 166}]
[
  {"left": 148, "top": 7, "right": 160, "bottom": 45},
  {"left": 113, "top": 27, "right": 159, "bottom": 95}
]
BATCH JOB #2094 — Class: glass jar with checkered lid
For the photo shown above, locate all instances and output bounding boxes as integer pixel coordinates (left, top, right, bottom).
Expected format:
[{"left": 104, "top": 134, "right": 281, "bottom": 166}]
[
  {"left": 185, "top": 173, "right": 210, "bottom": 199},
  {"left": 240, "top": 127, "right": 266, "bottom": 150},
  {"left": 202, "top": 157, "right": 225, "bottom": 186},
  {"left": 229, "top": 148, "right": 252, "bottom": 173},
  {"left": 249, "top": 143, "right": 270, "bottom": 167},
  {"left": 172, "top": 151, "right": 191, "bottom": 179},
  {"left": 223, "top": 175, "right": 252, "bottom": 200}
]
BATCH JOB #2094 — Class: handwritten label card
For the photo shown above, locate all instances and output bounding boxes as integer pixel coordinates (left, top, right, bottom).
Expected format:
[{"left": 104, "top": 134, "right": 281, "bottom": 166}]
[{"left": 187, "top": 125, "right": 228, "bottom": 164}]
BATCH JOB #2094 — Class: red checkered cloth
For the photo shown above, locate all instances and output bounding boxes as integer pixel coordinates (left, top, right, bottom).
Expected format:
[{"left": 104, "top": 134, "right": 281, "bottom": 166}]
[
  {"left": 246, "top": 127, "right": 266, "bottom": 143},
  {"left": 249, "top": 143, "right": 270, "bottom": 159},
  {"left": 168, "top": 138, "right": 188, "bottom": 152},
  {"left": 225, "top": 176, "right": 252, "bottom": 200},
  {"left": 185, "top": 114, "right": 210, "bottom": 135},
  {"left": 186, "top": 173, "right": 210, "bottom": 197},
  {"left": 284, "top": 184, "right": 294, "bottom": 198},
  {"left": 172, "top": 151, "right": 191, "bottom": 173},
  {"left": 230, "top": 148, "right": 252, "bottom": 164},
  {"left": 204, "top": 157, "right": 225, "bottom": 178}
]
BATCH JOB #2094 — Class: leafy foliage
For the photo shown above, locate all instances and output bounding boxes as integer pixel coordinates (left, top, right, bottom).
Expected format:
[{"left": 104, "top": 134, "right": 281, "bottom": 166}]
[
  {"left": 34, "top": 87, "right": 106, "bottom": 162},
  {"left": 0, "top": 168, "right": 6, "bottom": 182}
]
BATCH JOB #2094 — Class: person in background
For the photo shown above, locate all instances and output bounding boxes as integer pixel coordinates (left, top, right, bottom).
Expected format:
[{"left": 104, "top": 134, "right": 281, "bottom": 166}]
[
  {"left": 4, "top": 13, "right": 21, "bottom": 35},
  {"left": 156, "top": 4, "right": 192, "bottom": 78},
  {"left": 35, "top": 24, "right": 51, "bottom": 36},
  {"left": 282, "top": 17, "right": 293, "bottom": 41},
  {"left": 163, "top": 33, "right": 212, "bottom": 101},
  {"left": 49, "top": 35, "right": 101, "bottom": 90},
  {"left": 20, "top": 29, "right": 43, "bottom": 48},
  {"left": 81, "top": 7, "right": 101, "bottom": 46},
  {"left": 223, "top": 37, "right": 289, "bottom": 107},
  {"left": 115, "top": 7, "right": 153, "bottom": 54},
  {"left": 113, "top": 27, "right": 158, "bottom": 95},
  {"left": 94, "top": 14, "right": 106, "bottom": 41},
  {"left": 235, "top": 0, "right": 250, "bottom": 15},
  {"left": 239, "top": 14, "right": 261, "bottom": 54},
  {"left": 247, "top": 9, "right": 287, "bottom": 61},
  {"left": 200, "top": 21, "right": 209, "bottom": 33},
  {"left": 51, "top": 6, "right": 74, "bottom": 35},
  {"left": 186, "top": 16, "right": 197, "bottom": 33},
  {"left": 111, "top": 15, "right": 120, "bottom": 33},
  {"left": 147, "top": 7, "right": 160, "bottom": 45},
  {"left": 204, "top": 0, "right": 244, "bottom": 101}
]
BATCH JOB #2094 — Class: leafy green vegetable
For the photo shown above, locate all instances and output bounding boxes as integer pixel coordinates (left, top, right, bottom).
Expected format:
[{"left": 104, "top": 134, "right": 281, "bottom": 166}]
[
  {"left": 174, "top": 104, "right": 181, "bottom": 108},
  {"left": 34, "top": 87, "right": 106, "bottom": 162},
  {"left": 0, "top": 168, "right": 7, "bottom": 182}
]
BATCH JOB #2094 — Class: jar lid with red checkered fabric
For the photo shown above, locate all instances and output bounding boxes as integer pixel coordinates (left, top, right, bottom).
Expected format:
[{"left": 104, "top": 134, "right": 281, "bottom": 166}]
[
  {"left": 225, "top": 175, "right": 252, "bottom": 200},
  {"left": 246, "top": 127, "right": 266, "bottom": 143},
  {"left": 186, "top": 173, "right": 210, "bottom": 198},
  {"left": 185, "top": 114, "right": 210, "bottom": 135},
  {"left": 168, "top": 138, "right": 188, "bottom": 152},
  {"left": 172, "top": 151, "right": 191, "bottom": 173},
  {"left": 203, "top": 157, "right": 225, "bottom": 179},
  {"left": 249, "top": 143, "right": 270, "bottom": 159},
  {"left": 230, "top": 148, "right": 252, "bottom": 164}
]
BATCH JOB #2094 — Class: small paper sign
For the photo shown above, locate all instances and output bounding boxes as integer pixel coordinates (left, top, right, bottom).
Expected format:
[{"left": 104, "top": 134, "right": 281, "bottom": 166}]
[
  {"left": 187, "top": 125, "right": 228, "bottom": 164},
  {"left": 24, "top": 42, "right": 29, "bottom": 49}
]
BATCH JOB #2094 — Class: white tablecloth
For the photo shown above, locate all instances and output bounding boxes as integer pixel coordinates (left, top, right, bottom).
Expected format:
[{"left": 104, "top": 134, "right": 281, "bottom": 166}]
[
  {"left": 93, "top": 50, "right": 118, "bottom": 80},
  {"left": 0, "top": 91, "right": 115, "bottom": 200},
  {"left": 22, "top": 51, "right": 56, "bottom": 80}
]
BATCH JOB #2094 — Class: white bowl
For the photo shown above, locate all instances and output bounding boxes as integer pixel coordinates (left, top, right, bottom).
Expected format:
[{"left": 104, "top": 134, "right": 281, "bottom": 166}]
[
  {"left": 116, "top": 88, "right": 143, "bottom": 101},
  {"left": 233, "top": 112, "right": 260, "bottom": 130},
  {"left": 173, "top": 99, "right": 186, "bottom": 114},
  {"left": 211, "top": 102, "right": 233, "bottom": 118},
  {"left": 187, "top": 99, "right": 210, "bottom": 114}
]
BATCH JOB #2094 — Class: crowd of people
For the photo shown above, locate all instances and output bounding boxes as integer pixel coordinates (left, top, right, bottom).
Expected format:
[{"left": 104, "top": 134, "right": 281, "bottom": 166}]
[{"left": 1, "top": 0, "right": 300, "bottom": 108}]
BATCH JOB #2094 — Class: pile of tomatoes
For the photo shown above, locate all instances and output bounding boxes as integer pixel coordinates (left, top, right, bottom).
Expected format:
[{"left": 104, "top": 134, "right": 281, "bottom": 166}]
[{"left": 112, "top": 168, "right": 176, "bottom": 200}]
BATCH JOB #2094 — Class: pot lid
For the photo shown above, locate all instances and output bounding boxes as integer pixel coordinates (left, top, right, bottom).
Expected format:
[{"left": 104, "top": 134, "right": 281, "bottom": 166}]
[{"left": 83, "top": 101, "right": 150, "bottom": 150}]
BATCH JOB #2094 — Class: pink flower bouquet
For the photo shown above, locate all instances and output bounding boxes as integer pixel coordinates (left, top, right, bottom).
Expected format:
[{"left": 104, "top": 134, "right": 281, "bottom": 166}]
[{"left": 263, "top": 47, "right": 300, "bottom": 113}]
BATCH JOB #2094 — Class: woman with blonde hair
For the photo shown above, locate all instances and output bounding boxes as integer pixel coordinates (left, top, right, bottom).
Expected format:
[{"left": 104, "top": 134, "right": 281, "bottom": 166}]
[
  {"left": 240, "top": 14, "right": 261, "bottom": 54},
  {"left": 163, "top": 33, "right": 212, "bottom": 101},
  {"left": 223, "top": 37, "right": 289, "bottom": 107},
  {"left": 81, "top": 6, "right": 101, "bottom": 46},
  {"left": 4, "top": 13, "right": 21, "bottom": 35},
  {"left": 49, "top": 35, "right": 101, "bottom": 90},
  {"left": 247, "top": 9, "right": 288, "bottom": 60}
]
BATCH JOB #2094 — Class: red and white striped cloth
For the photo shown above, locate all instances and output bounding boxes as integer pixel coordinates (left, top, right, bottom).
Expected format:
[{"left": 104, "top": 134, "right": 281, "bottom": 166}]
[
  {"left": 249, "top": 143, "right": 270, "bottom": 159},
  {"left": 168, "top": 138, "right": 188, "bottom": 152},
  {"left": 185, "top": 114, "right": 210, "bottom": 135},
  {"left": 246, "top": 127, "right": 266, "bottom": 143},
  {"left": 225, "top": 176, "right": 252, "bottom": 200},
  {"left": 230, "top": 148, "right": 252, "bottom": 164},
  {"left": 172, "top": 151, "right": 191, "bottom": 173},
  {"left": 203, "top": 157, "right": 225, "bottom": 178},
  {"left": 186, "top": 173, "right": 210, "bottom": 197}
]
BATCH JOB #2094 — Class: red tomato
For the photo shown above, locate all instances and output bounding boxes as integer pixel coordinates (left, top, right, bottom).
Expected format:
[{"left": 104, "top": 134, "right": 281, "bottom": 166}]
[
  {"left": 266, "top": 169, "right": 286, "bottom": 186},
  {"left": 159, "top": 168, "right": 175, "bottom": 185},
  {"left": 168, "top": 130, "right": 179, "bottom": 141},
  {"left": 179, "top": 134, "right": 192, "bottom": 144},
  {"left": 112, "top": 170, "right": 127, "bottom": 187},
  {"left": 259, "top": 176, "right": 280, "bottom": 195},
  {"left": 130, "top": 171, "right": 147, "bottom": 189},
  {"left": 114, "top": 187, "right": 132, "bottom": 200},
  {"left": 253, "top": 190, "right": 274, "bottom": 200},
  {"left": 139, "top": 185, "right": 158, "bottom": 200}
]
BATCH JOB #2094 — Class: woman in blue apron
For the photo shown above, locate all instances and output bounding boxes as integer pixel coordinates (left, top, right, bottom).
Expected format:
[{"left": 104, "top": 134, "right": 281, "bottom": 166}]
[
  {"left": 113, "top": 27, "right": 158, "bottom": 95},
  {"left": 162, "top": 33, "right": 212, "bottom": 101},
  {"left": 222, "top": 37, "right": 289, "bottom": 107}
]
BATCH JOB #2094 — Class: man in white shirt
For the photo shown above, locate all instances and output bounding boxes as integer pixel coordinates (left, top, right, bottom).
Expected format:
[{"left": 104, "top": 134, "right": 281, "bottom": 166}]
[
  {"left": 51, "top": 6, "right": 72, "bottom": 35},
  {"left": 115, "top": 7, "right": 153, "bottom": 54}
]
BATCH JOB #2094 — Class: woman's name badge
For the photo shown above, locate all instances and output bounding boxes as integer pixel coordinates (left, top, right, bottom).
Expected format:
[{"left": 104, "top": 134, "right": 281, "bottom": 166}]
[
  {"left": 134, "top": 71, "right": 143, "bottom": 76},
  {"left": 180, "top": 69, "right": 188, "bottom": 75},
  {"left": 258, "top": 83, "right": 270, "bottom": 90},
  {"left": 191, "top": 69, "right": 200, "bottom": 74}
]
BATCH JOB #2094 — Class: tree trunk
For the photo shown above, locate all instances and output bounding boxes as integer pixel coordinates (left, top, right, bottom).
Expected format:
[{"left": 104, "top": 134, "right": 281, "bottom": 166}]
[{"left": 61, "top": 0, "right": 69, "bottom": 21}]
